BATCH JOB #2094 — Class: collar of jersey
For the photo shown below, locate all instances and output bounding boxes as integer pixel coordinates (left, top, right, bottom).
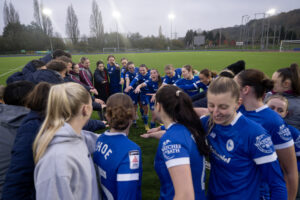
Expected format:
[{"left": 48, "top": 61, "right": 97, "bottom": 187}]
[
  {"left": 104, "top": 131, "right": 127, "bottom": 137},
  {"left": 230, "top": 112, "right": 242, "bottom": 126},
  {"left": 255, "top": 105, "right": 268, "bottom": 112},
  {"left": 167, "top": 123, "right": 176, "bottom": 130}
]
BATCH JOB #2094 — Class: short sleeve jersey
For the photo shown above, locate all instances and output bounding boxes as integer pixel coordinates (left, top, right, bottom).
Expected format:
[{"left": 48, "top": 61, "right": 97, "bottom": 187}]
[
  {"left": 154, "top": 123, "right": 206, "bottom": 200},
  {"left": 144, "top": 79, "right": 159, "bottom": 94},
  {"left": 130, "top": 73, "right": 150, "bottom": 92},
  {"left": 201, "top": 113, "right": 280, "bottom": 200},
  {"left": 107, "top": 63, "right": 121, "bottom": 86},
  {"left": 125, "top": 70, "right": 138, "bottom": 89},
  {"left": 163, "top": 68, "right": 182, "bottom": 84},
  {"left": 238, "top": 105, "right": 294, "bottom": 150},
  {"left": 288, "top": 125, "right": 300, "bottom": 171},
  {"left": 93, "top": 132, "right": 142, "bottom": 200},
  {"left": 174, "top": 76, "right": 200, "bottom": 96}
]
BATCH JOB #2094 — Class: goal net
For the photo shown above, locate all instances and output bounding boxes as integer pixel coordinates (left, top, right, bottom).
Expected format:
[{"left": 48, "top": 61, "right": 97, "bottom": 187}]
[{"left": 280, "top": 40, "right": 300, "bottom": 52}]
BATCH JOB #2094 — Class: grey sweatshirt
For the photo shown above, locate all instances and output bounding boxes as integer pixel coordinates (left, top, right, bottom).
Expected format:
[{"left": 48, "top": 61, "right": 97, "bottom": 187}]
[
  {"left": 0, "top": 104, "right": 29, "bottom": 198},
  {"left": 34, "top": 123, "right": 100, "bottom": 200}
]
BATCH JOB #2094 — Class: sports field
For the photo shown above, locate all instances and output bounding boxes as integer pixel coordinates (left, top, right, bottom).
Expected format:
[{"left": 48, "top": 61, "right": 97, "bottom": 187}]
[{"left": 0, "top": 51, "right": 299, "bottom": 199}]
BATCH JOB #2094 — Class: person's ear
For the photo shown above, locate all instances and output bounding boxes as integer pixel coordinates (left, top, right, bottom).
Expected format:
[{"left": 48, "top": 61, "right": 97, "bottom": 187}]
[
  {"left": 82, "top": 105, "right": 88, "bottom": 117},
  {"left": 282, "top": 79, "right": 291, "bottom": 89},
  {"left": 242, "top": 85, "right": 250, "bottom": 95}
]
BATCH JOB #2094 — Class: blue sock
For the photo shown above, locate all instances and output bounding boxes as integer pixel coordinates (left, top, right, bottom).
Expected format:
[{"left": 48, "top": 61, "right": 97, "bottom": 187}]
[
  {"left": 140, "top": 107, "right": 144, "bottom": 116},
  {"left": 150, "top": 122, "right": 156, "bottom": 128},
  {"left": 142, "top": 115, "right": 148, "bottom": 124}
]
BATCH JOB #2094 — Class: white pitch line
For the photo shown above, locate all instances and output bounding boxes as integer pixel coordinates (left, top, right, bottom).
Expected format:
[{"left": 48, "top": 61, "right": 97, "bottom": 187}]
[{"left": 0, "top": 65, "right": 23, "bottom": 78}]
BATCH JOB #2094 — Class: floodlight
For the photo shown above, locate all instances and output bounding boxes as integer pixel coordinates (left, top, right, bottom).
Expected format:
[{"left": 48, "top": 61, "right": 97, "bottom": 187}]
[
  {"left": 266, "top": 8, "right": 276, "bottom": 16},
  {"left": 112, "top": 11, "right": 121, "bottom": 19},
  {"left": 168, "top": 13, "right": 175, "bottom": 20},
  {"left": 42, "top": 8, "right": 52, "bottom": 16}
]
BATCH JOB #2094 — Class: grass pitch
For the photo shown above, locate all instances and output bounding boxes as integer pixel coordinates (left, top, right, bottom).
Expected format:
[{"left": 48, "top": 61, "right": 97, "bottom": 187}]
[{"left": 0, "top": 51, "right": 299, "bottom": 199}]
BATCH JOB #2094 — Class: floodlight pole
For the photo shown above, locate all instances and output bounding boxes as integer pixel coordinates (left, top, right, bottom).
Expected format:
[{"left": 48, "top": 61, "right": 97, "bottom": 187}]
[{"left": 116, "top": 21, "right": 119, "bottom": 52}]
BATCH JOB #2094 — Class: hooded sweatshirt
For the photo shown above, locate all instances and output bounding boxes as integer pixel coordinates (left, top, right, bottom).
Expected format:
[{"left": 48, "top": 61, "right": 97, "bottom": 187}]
[
  {"left": 34, "top": 123, "right": 100, "bottom": 200},
  {"left": 0, "top": 104, "right": 30, "bottom": 198}
]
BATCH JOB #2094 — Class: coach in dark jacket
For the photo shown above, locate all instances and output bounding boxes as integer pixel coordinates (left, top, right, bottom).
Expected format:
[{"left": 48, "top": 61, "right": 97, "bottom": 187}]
[{"left": 94, "top": 61, "right": 109, "bottom": 102}]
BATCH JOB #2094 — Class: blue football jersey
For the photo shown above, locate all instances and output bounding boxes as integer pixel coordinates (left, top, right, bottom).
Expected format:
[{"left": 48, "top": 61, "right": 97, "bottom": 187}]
[
  {"left": 201, "top": 113, "right": 287, "bottom": 200},
  {"left": 130, "top": 73, "right": 150, "bottom": 92},
  {"left": 120, "top": 66, "right": 126, "bottom": 79},
  {"left": 163, "top": 68, "right": 182, "bottom": 84},
  {"left": 174, "top": 76, "right": 200, "bottom": 96},
  {"left": 144, "top": 79, "right": 159, "bottom": 94},
  {"left": 154, "top": 123, "right": 207, "bottom": 200},
  {"left": 125, "top": 70, "right": 138, "bottom": 89},
  {"left": 238, "top": 105, "right": 294, "bottom": 150},
  {"left": 93, "top": 131, "right": 142, "bottom": 200},
  {"left": 288, "top": 125, "right": 300, "bottom": 171},
  {"left": 107, "top": 63, "right": 121, "bottom": 93}
]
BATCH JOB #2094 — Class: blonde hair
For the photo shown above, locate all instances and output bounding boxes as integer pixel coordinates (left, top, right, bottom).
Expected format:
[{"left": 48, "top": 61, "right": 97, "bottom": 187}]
[
  {"left": 33, "top": 82, "right": 91, "bottom": 163},
  {"left": 265, "top": 94, "right": 289, "bottom": 109}
]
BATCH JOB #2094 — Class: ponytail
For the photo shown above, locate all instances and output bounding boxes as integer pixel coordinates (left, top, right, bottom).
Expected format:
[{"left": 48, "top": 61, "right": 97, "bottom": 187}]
[
  {"left": 33, "top": 82, "right": 90, "bottom": 163},
  {"left": 156, "top": 85, "right": 210, "bottom": 156}
]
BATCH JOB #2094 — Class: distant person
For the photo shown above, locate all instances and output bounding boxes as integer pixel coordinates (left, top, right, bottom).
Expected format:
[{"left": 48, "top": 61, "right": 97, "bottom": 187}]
[
  {"left": 0, "top": 81, "right": 34, "bottom": 198},
  {"left": 79, "top": 57, "right": 96, "bottom": 92},
  {"left": 162, "top": 64, "right": 182, "bottom": 85},
  {"left": 33, "top": 82, "right": 100, "bottom": 200},
  {"left": 120, "top": 57, "right": 128, "bottom": 91},
  {"left": 93, "top": 93, "right": 142, "bottom": 200},
  {"left": 26, "top": 60, "right": 67, "bottom": 84},
  {"left": 94, "top": 60, "right": 109, "bottom": 102},
  {"left": 107, "top": 55, "right": 121, "bottom": 95},
  {"left": 174, "top": 65, "right": 201, "bottom": 97},
  {"left": 125, "top": 64, "right": 150, "bottom": 130},
  {"left": 6, "top": 60, "right": 46, "bottom": 84},
  {"left": 268, "top": 63, "right": 300, "bottom": 130}
]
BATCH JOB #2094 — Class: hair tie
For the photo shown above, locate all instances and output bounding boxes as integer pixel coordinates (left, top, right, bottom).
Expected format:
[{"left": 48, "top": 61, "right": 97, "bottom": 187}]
[{"left": 176, "top": 90, "right": 181, "bottom": 97}]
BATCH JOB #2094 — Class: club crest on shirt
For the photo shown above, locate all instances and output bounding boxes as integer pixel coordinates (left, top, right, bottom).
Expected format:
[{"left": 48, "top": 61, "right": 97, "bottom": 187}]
[
  {"left": 226, "top": 139, "right": 234, "bottom": 152},
  {"left": 161, "top": 139, "right": 181, "bottom": 160},
  {"left": 129, "top": 150, "right": 139, "bottom": 170},
  {"left": 254, "top": 134, "right": 273, "bottom": 154},
  {"left": 278, "top": 124, "right": 292, "bottom": 141},
  {"left": 295, "top": 136, "right": 300, "bottom": 148}
]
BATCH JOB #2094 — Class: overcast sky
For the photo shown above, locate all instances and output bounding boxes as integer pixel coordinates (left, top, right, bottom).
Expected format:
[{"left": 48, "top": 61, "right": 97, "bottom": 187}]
[{"left": 0, "top": 0, "right": 300, "bottom": 38}]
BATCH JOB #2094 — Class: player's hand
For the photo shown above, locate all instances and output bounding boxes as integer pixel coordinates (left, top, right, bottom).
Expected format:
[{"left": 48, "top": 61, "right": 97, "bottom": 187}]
[
  {"left": 120, "top": 78, "right": 124, "bottom": 85},
  {"left": 125, "top": 86, "right": 133, "bottom": 93},
  {"left": 134, "top": 88, "right": 141, "bottom": 94},
  {"left": 140, "top": 130, "right": 166, "bottom": 139},
  {"left": 95, "top": 98, "right": 105, "bottom": 105},
  {"left": 90, "top": 88, "right": 98, "bottom": 95}
]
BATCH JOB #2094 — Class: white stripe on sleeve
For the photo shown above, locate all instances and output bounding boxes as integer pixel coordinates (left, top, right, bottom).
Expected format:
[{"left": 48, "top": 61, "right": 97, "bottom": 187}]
[
  {"left": 165, "top": 157, "right": 190, "bottom": 168},
  {"left": 296, "top": 151, "right": 300, "bottom": 156},
  {"left": 117, "top": 173, "right": 139, "bottom": 181},
  {"left": 274, "top": 140, "right": 294, "bottom": 150},
  {"left": 253, "top": 152, "right": 278, "bottom": 165}
]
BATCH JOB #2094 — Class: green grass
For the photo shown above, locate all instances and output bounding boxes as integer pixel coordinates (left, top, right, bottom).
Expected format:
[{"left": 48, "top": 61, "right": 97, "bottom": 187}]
[{"left": 0, "top": 51, "right": 300, "bottom": 199}]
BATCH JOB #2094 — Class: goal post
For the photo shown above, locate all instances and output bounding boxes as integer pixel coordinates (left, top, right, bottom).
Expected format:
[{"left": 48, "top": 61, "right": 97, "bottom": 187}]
[{"left": 280, "top": 40, "right": 300, "bottom": 52}]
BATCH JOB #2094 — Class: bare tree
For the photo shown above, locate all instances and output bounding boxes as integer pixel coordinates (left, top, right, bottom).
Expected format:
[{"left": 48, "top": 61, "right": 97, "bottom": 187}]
[
  {"left": 90, "top": 0, "right": 104, "bottom": 42},
  {"left": 32, "top": 0, "right": 53, "bottom": 36},
  {"left": 158, "top": 25, "right": 163, "bottom": 38},
  {"left": 3, "top": 0, "right": 20, "bottom": 26},
  {"left": 66, "top": 4, "right": 80, "bottom": 44}
]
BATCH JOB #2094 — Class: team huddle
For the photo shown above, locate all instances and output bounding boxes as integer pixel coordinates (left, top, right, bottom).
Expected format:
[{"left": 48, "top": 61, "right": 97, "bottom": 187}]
[{"left": 0, "top": 49, "right": 300, "bottom": 200}]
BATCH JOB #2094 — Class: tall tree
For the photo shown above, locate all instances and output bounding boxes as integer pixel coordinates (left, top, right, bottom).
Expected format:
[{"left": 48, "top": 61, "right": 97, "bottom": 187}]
[
  {"left": 184, "top": 29, "right": 194, "bottom": 46},
  {"left": 89, "top": 0, "right": 104, "bottom": 42},
  {"left": 3, "top": 0, "right": 20, "bottom": 26},
  {"left": 158, "top": 25, "right": 163, "bottom": 38},
  {"left": 32, "top": 0, "right": 53, "bottom": 36},
  {"left": 66, "top": 4, "right": 80, "bottom": 44}
]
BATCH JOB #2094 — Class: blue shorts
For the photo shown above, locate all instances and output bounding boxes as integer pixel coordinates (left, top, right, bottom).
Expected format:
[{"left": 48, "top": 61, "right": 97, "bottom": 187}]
[
  {"left": 148, "top": 95, "right": 155, "bottom": 111},
  {"left": 125, "top": 91, "right": 138, "bottom": 105},
  {"left": 139, "top": 93, "right": 149, "bottom": 106}
]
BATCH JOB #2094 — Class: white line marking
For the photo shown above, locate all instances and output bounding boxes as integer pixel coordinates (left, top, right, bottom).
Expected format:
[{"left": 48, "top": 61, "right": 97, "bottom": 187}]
[{"left": 0, "top": 65, "right": 23, "bottom": 78}]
